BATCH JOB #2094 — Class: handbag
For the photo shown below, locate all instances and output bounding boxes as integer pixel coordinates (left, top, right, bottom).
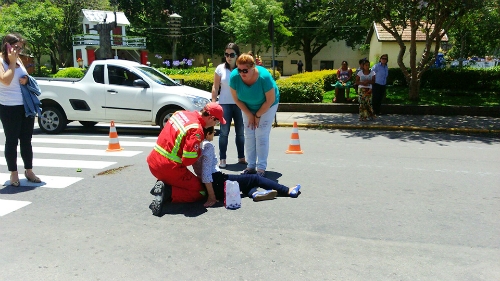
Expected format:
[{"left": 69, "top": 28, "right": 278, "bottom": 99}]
[{"left": 224, "top": 180, "right": 241, "bottom": 210}]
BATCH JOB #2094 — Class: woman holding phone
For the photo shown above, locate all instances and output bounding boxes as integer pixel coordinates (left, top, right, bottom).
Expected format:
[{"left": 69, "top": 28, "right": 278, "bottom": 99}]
[{"left": 0, "top": 33, "right": 41, "bottom": 186}]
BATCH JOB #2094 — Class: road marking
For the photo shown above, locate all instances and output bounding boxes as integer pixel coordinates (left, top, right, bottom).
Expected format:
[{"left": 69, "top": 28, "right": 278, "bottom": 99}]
[
  {"left": 0, "top": 199, "right": 31, "bottom": 216},
  {"left": 32, "top": 138, "right": 155, "bottom": 147},
  {"left": 0, "top": 158, "right": 116, "bottom": 169},
  {"left": 0, "top": 146, "right": 142, "bottom": 157},
  {"left": 0, "top": 173, "right": 83, "bottom": 189}
]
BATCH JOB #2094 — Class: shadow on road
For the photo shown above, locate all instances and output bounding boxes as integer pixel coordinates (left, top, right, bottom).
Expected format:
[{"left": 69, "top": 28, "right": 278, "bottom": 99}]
[{"left": 308, "top": 127, "right": 500, "bottom": 145}]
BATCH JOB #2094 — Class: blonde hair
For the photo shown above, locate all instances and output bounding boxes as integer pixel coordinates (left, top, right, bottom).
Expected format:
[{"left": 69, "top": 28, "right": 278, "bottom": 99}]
[{"left": 236, "top": 53, "right": 255, "bottom": 67}]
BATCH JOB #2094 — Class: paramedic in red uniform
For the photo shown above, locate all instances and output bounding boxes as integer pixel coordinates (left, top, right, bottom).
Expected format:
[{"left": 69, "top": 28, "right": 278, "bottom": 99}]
[{"left": 147, "top": 102, "right": 226, "bottom": 216}]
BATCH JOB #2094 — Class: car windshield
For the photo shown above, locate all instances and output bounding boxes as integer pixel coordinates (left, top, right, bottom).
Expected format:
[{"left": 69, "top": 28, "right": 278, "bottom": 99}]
[{"left": 135, "top": 66, "right": 180, "bottom": 86}]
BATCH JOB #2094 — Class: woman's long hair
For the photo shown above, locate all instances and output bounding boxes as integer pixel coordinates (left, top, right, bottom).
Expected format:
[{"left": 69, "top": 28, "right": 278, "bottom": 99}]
[
  {"left": 224, "top": 42, "right": 240, "bottom": 70},
  {"left": 1, "top": 33, "right": 25, "bottom": 65}
]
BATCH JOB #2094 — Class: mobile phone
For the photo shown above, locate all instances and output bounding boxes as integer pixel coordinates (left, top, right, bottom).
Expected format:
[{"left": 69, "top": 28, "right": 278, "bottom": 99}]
[{"left": 5, "top": 43, "right": 12, "bottom": 52}]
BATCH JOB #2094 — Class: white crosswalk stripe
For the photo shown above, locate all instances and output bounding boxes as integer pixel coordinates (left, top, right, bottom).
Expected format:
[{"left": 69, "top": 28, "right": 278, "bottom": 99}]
[
  {"left": 0, "top": 147, "right": 143, "bottom": 157},
  {"left": 0, "top": 199, "right": 31, "bottom": 217},
  {"left": 0, "top": 130, "right": 155, "bottom": 217}
]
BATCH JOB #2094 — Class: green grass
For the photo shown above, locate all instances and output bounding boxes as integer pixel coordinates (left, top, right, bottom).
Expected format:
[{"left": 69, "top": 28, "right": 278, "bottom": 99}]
[{"left": 322, "top": 87, "right": 500, "bottom": 106}]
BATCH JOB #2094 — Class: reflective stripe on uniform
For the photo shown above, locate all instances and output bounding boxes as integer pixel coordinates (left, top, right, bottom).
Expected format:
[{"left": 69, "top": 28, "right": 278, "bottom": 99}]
[{"left": 154, "top": 114, "right": 201, "bottom": 163}]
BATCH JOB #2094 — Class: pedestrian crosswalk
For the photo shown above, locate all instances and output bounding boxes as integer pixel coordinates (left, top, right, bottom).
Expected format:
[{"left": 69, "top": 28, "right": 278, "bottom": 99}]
[{"left": 0, "top": 127, "right": 157, "bottom": 217}]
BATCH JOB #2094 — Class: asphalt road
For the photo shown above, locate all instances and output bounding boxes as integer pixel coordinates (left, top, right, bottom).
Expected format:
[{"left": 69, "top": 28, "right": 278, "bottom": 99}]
[{"left": 1, "top": 123, "right": 499, "bottom": 280}]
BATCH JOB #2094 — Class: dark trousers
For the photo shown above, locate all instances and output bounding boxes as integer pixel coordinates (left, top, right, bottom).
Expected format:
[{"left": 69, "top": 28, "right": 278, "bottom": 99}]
[
  {"left": 372, "top": 83, "right": 386, "bottom": 115},
  {"left": 0, "top": 105, "right": 35, "bottom": 171},
  {"left": 211, "top": 172, "right": 290, "bottom": 200}
]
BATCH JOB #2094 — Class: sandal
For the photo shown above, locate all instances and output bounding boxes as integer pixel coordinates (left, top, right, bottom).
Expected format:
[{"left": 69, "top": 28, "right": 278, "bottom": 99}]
[
  {"left": 256, "top": 170, "right": 266, "bottom": 177},
  {"left": 10, "top": 174, "right": 20, "bottom": 187},
  {"left": 25, "top": 171, "right": 41, "bottom": 183}
]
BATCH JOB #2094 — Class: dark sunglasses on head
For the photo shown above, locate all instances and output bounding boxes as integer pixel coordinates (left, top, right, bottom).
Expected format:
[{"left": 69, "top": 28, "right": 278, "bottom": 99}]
[
  {"left": 237, "top": 68, "right": 249, "bottom": 74},
  {"left": 224, "top": 53, "right": 236, "bottom": 58}
]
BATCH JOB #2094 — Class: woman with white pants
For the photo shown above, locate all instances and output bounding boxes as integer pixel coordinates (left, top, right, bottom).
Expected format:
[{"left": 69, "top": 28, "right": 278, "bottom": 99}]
[{"left": 229, "top": 53, "right": 280, "bottom": 177}]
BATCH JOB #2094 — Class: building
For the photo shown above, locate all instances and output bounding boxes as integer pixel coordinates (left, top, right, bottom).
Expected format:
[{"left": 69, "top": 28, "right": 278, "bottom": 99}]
[
  {"left": 365, "top": 21, "right": 448, "bottom": 68},
  {"left": 73, "top": 9, "right": 147, "bottom": 68}
]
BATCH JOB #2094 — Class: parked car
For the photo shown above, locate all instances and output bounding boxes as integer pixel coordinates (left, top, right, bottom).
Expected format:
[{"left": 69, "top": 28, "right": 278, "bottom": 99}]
[{"left": 36, "top": 59, "right": 211, "bottom": 134}]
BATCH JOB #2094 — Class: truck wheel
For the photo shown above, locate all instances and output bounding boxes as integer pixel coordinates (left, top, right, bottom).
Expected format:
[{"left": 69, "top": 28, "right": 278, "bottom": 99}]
[
  {"left": 79, "top": 121, "right": 98, "bottom": 127},
  {"left": 159, "top": 109, "right": 178, "bottom": 130},
  {"left": 38, "top": 107, "right": 67, "bottom": 134}
]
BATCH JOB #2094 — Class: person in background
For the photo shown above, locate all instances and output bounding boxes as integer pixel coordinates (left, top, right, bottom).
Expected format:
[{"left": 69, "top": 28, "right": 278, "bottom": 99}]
[
  {"left": 193, "top": 126, "right": 301, "bottom": 207},
  {"left": 333, "top": 61, "right": 353, "bottom": 102},
  {"left": 230, "top": 53, "right": 279, "bottom": 178},
  {"left": 0, "top": 33, "right": 41, "bottom": 187},
  {"left": 353, "top": 58, "right": 365, "bottom": 99},
  {"left": 356, "top": 59, "right": 376, "bottom": 121},
  {"left": 211, "top": 43, "right": 246, "bottom": 168},
  {"left": 297, "top": 60, "right": 304, "bottom": 73},
  {"left": 146, "top": 102, "right": 224, "bottom": 216},
  {"left": 371, "top": 54, "right": 389, "bottom": 115}
]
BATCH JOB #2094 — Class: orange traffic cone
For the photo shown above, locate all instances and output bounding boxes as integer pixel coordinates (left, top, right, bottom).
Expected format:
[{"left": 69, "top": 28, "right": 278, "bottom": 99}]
[
  {"left": 285, "top": 121, "right": 303, "bottom": 154},
  {"left": 106, "top": 121, "right": 123, "bottom": 152}
]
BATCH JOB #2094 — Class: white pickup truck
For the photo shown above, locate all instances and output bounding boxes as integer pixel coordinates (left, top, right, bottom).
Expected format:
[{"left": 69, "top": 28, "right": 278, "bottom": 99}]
[{"left": 36, "top": 59, "right": 211, "bottom": 134}]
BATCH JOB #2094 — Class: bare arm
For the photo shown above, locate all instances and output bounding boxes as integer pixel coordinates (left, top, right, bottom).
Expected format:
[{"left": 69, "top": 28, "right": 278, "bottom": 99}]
[
  {"left": 211, "top": 72, "right": 221, "bottom": 102},
  {"left": 203, "top": 182, "right": 217, "bottom": 207},
  {"left": 0, "top": 50, "right": 17, "bottom": 86}
]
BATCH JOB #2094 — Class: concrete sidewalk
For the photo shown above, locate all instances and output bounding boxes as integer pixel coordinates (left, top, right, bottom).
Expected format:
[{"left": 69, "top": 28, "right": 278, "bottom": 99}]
[{"left": 275, "top": 112, "right": 500, "bottom": 135}]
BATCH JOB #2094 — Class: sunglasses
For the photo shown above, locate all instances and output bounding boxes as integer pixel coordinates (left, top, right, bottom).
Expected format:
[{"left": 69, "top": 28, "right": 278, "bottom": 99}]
[
  {"left": 237, "top": 68, "right": 249, "bottom": 74},
  {"left": 224, "top": 53, "right": 236, "bottom": 58},
  {"left": 13, "top": 45, "right": 24, "bottom": 51},
  {"left": 381, "top": 57, "right": 388, "bottom": 60}
]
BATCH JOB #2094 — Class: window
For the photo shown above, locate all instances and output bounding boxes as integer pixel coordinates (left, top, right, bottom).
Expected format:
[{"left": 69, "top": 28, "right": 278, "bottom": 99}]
[
  {"left": 93, "top": 65, "right": 104, "bottom": 84},
  {"left": 320, "top": 60, "right": 334, "bottom": 70},
  {"left": 108, "top": 65, "right": 140, "bottom": 86}
]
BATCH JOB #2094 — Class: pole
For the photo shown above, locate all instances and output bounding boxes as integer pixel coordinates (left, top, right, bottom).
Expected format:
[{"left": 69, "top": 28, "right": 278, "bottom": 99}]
[{"left": 211, "top": 0, "right": 214, "bottom": 63}]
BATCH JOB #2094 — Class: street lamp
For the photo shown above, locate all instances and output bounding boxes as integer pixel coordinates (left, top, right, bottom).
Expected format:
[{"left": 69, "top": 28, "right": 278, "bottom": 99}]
[{"left": 169, "top": 13, "right": 182, "bottom": 61}]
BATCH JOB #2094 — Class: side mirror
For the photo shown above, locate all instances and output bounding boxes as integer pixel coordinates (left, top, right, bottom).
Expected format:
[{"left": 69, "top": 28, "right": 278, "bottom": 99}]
[
  {"left": 133, "top": 79, "right": 150, "bottom": 88},
  {"left": 174, "top": 79, "right": 184, "bottom": 85}
]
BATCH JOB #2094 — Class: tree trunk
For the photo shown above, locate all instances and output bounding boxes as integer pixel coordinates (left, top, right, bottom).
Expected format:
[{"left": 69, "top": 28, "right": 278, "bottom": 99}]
[{"left": 408, "top": 76, "right": 420, "bottom": 102}]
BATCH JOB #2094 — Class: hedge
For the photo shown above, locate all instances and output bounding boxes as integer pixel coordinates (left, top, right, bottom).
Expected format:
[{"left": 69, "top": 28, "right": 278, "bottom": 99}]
[{"left": 387, "top": 66, "right": 500, "bottom": 91}]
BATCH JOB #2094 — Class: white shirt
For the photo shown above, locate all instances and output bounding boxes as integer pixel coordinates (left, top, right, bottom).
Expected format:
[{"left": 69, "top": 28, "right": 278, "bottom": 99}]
[
  {"left": 0, "top": 58, "right": 27, "bottom": 106},
  {"left": 192, "top": 140, "right": 220, "bottom": 183},
  {"left": 215, "top": 63, "right": 236, "bottom": 104},
  {"left": 357, "top": 70, "right": 375, "bottom": 89}
]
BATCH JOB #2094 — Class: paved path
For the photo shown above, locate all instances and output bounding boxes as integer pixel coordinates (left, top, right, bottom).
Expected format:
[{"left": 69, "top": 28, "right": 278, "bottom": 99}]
[{"left": 275, "top": 112, "right": 500, "bottom": 135}]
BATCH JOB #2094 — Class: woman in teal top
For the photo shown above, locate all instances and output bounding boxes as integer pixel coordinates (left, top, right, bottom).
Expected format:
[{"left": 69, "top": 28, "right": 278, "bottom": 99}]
[{"left": 229, "top": 53, "right": 279, "bottom": 177}]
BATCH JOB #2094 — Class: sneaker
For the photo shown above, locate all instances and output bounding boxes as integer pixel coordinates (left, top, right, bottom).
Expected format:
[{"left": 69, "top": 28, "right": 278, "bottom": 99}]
[
  {"left": 219, "top": 159, "right": 226, "bottom": 168},
  {"left": 149, "top": 181, "right": 165, "bottom": 216},
  {"left": 252, "top": 190, "right": 278, "bottom": 202},
  {"left": 150, "top": 180, "right": 165, "bottom": 195}
]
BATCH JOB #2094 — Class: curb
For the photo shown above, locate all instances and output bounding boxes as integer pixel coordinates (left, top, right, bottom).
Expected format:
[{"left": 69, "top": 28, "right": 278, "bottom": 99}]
[
  {"left": 274, "top": 122, "right": 500, "bottom": 135},
  {"left": 277, "top": 103, "right": 500, "bottom": 117}
]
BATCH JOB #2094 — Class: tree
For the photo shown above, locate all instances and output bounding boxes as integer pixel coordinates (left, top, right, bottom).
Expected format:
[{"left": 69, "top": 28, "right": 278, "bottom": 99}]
[
  {"left": 446, "top": 0, "right": 500, "bottom": 61},
  {"left": 331, "top": 0, "right": 483, "bottom": 101},
  {"left": 50, "top": 0, "right": 110, "bottom": 70},
  {"left": 281, "top": 0, "right": 369, "bottom": 72},
  {"left": 221, "top": 0, "right": 291, "bottom": 54},
  {"left": 0, "top": 1, "right": 64, "bottom": 75}
]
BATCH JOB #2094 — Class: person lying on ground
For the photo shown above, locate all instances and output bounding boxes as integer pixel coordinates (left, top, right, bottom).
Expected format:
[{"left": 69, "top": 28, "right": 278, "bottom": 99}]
[{"left": 193, "top": 126, "right": 301, "bottom": 207}]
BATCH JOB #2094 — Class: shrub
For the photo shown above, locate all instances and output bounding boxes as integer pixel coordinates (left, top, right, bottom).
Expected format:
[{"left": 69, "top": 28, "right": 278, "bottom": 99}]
[
  {"left": 53, "top": 67, "right": 85, "bottom": 78},
  {"left": 169, "top": 72, "right": 214, "bottom": 92},
  {"left": 387, "top": 66, "right": 500, "bottom": 92},
  {"left": 277, "top": 78, "right": 323, "bottom": 103}
]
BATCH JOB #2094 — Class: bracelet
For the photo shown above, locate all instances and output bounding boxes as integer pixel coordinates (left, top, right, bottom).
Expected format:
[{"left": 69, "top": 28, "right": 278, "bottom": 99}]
[{"left": 255, "top": 114, "right": 261, "bottom": 118}]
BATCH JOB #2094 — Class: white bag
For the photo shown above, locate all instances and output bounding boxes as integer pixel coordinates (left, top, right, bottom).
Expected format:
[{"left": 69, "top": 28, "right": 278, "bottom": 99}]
[{"left": 224, "top": 180, "right": 241, "bottom": 210}]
